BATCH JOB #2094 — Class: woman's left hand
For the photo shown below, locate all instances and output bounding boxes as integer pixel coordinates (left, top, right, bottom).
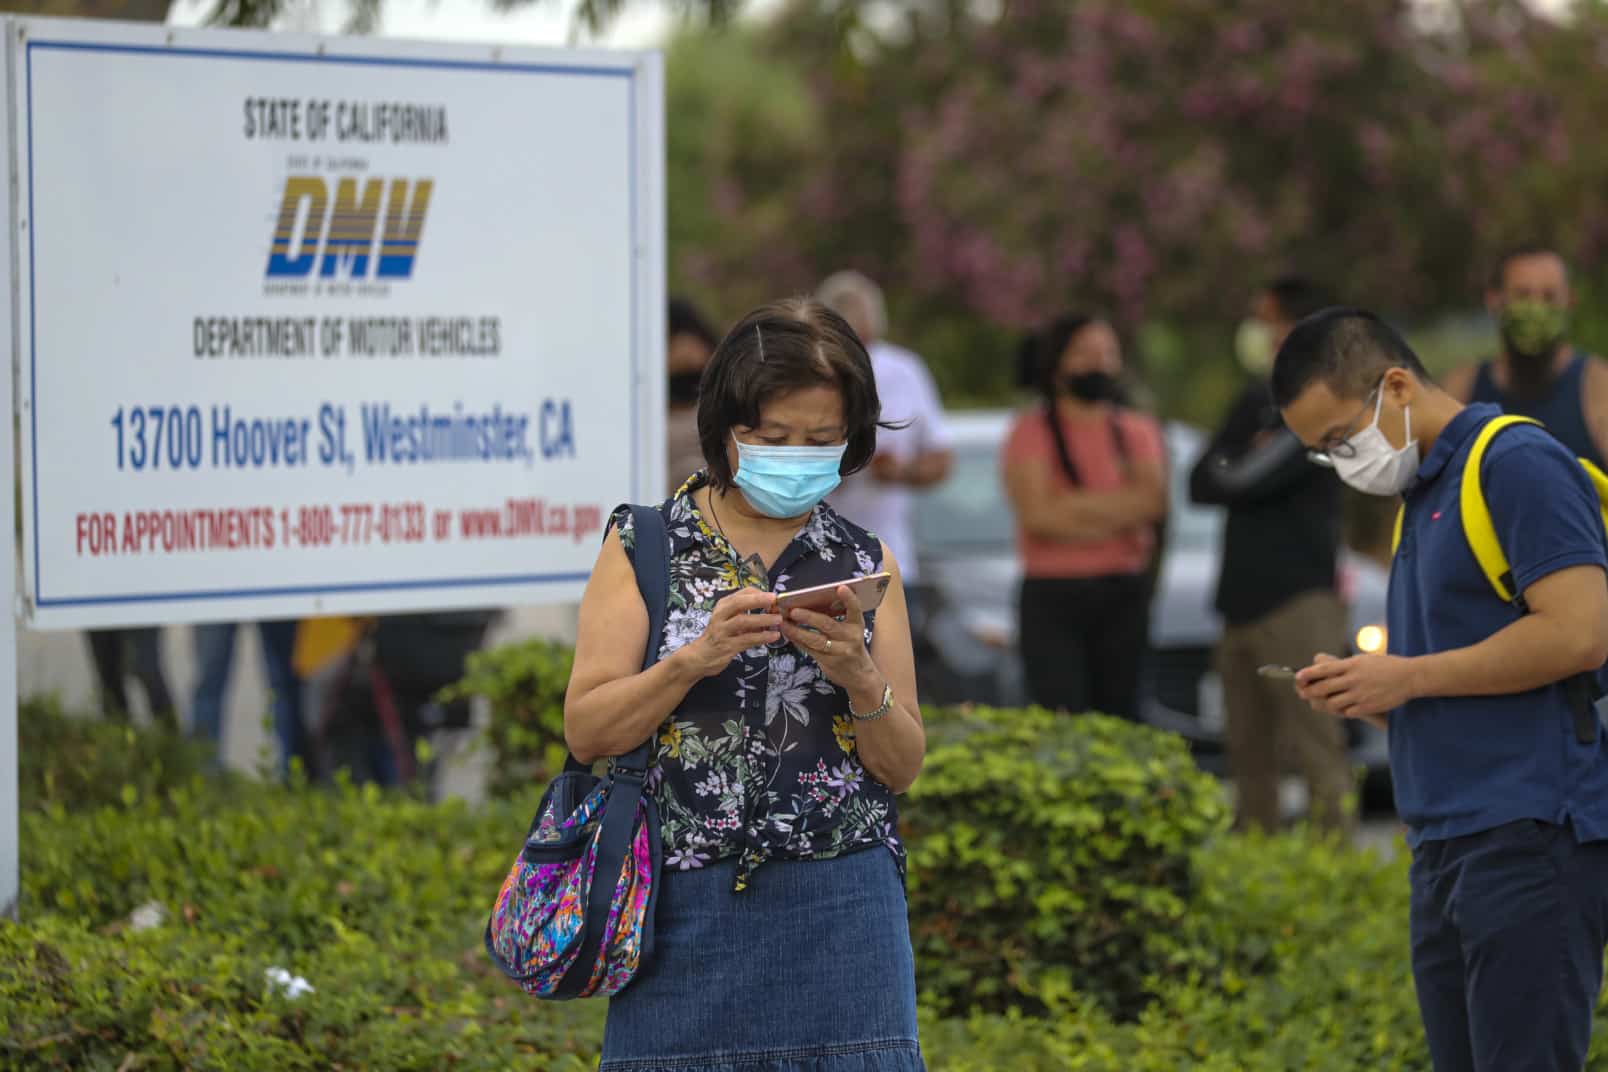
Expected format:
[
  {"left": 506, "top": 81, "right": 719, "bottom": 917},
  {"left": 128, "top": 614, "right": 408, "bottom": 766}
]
[{"left": 780, "top": 584, "right": 880, "bottom": 692}]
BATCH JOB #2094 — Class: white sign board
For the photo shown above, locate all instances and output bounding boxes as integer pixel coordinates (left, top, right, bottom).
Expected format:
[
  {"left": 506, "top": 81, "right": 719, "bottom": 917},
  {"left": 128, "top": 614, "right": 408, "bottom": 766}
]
[{"left": 10, "top": 18, "right": 664, "bottom": 629}]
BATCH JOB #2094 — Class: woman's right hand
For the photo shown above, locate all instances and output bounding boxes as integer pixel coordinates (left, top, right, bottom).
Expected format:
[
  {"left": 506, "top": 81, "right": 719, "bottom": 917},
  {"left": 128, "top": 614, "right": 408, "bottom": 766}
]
[{"left": 682, "top": 587, "right": 782, "bottom": 679}]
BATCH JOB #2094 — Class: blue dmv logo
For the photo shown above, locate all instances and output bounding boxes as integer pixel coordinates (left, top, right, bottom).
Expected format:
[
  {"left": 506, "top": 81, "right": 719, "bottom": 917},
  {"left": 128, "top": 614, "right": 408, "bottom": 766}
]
[{"left": 266, "top": 176, "right": 433, "bottom": 280}]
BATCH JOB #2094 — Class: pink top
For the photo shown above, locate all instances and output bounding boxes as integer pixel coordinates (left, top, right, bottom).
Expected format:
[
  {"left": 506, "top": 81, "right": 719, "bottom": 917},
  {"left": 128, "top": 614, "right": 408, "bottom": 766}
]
[{"left": 1002, "top": 405, "right": 1165, "bottom": 579}]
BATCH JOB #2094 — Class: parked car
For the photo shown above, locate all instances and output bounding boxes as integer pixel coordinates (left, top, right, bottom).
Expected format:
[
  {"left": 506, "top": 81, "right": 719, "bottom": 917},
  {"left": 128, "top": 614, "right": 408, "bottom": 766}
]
[{"left": 907, "top": 409, "right": 1391, "bottom": 781}]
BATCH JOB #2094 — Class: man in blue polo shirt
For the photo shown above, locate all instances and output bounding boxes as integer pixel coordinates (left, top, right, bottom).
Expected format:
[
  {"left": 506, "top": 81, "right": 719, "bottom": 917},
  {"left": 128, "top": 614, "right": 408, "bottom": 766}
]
[{"left": 1272, "top": 308, "right": 1608, "bottom": 1071}]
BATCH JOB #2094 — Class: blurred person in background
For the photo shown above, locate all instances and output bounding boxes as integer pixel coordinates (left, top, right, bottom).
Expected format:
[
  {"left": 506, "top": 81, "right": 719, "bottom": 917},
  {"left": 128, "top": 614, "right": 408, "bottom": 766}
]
[
  {"left": 86, "top": 628, "right": 176, "bottom": 730},
  {"left": 1002, "top": 313, "right": 1167, "bottom": 719},
  {"left": 816, "top": 270, "right": 952, "bottom": 628},
  {"left": 667, "top": 296, "right": 719, "bottom": 496},
  {"left": 1190, "top": 276, "right": 1353, "bottom": 835},
  {"left": 1442, "top": 244, "right": 1608, "bottom": 467},
  {"left": 191, "top": 620, "right": 307, "bottom": 779}
]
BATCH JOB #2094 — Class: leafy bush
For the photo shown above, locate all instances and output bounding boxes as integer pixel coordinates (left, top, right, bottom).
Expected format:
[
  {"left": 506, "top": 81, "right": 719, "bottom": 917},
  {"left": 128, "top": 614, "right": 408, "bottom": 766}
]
[
  {"left": 6, "top": 761, "right": 602, "bottom": 1070},
  {"left": 34, "top": 700, "right": 1608, "bottom": 1070},
  {"left": 0, "top": 790, "right": 1430, "bottom": 1072},
  {"left": 1, "top": 914, "right": 606, "bottom": 1072},
  {"left": 919, "top": 834, "right": 1423, "bottom": 1071},
  {"left": 17, "top": 697, "right": 221, "bottom": 815},
  {"left": 438, "top": 639, "right": 574, "bottom": 799},
  {"left": 902, "top": 706, "right": 1229, "bottom": 1019}
]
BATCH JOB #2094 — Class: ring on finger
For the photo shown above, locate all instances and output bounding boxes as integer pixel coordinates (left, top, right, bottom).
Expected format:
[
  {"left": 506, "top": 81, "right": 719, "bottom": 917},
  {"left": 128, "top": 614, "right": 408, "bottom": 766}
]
[{"left": 825, "top": 637, "right": 834, "bottom": 653}]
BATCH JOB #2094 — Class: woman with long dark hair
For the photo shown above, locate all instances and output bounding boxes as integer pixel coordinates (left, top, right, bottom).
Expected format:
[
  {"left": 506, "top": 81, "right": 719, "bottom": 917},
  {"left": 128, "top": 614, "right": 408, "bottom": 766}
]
[{"left": 1001, "top": 314, "right": 1168, "bottom": 718}]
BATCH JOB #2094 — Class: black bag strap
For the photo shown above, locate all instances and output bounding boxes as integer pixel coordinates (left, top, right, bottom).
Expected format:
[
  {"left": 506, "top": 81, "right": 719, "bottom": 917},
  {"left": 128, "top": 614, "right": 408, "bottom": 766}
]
[
  {"left": 560, "top": 505, "right": 669, "bottom": 775},
  {"left": 551, "top": 504, "right": 668, "bottom": 999}
]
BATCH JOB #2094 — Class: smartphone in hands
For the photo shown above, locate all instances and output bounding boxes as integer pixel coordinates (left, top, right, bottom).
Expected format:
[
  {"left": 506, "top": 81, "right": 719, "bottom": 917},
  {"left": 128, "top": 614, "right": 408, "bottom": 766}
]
[{"left": 774, "top": 572, "right": 893, "bottom": 618}]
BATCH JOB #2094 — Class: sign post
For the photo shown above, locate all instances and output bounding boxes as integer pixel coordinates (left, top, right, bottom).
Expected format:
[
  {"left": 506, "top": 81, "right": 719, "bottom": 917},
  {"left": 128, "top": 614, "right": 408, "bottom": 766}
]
[
  {"left": 2, "top": 15, "right": 664, "bottom": 915},
  {"left": 3, "top": 20, "right": 18, "bottom": 918}
]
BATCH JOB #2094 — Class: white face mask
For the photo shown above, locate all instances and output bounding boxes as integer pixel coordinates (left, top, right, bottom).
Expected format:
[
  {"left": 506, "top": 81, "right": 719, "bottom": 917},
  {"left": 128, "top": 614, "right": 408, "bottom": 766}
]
[{"left": 1331, "top": 388, "right": 1419, "bottom": 496}]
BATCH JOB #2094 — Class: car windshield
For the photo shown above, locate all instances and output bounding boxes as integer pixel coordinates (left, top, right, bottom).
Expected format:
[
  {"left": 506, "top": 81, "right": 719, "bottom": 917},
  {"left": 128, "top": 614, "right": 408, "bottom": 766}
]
[{"left": 911, "top": 429, "right": 1220, "bottom": 554}]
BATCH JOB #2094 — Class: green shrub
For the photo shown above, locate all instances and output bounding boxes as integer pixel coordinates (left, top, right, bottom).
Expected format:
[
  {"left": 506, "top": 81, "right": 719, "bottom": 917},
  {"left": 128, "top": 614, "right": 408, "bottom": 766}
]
[
  {"left": 439, "top": 639, "right": 574, "bottom": 798},
  {"left": 902, "top": 706, "right": 1230, "bottom": 1020},
  {"left": 6, "top": 763, "right": 602, "bottom": 1070},
  {"left": 18, "top": 697, "right": 221, "bottom": 815},
  {"left": 1, "top": 907, "right": 605, "bottom": 1071},
  {"left": 920, "top": 834, "right": 1426, "bottom": 1071},
  {"left": 20, "top": 775, "right": 532, "bottom": 948},
  {"left": 31, "top": 701, "right": 1608, "bottom": 1070}
]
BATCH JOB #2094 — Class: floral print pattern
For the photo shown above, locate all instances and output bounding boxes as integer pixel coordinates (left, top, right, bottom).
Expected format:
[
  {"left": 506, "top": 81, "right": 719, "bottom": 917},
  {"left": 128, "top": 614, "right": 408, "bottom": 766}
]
[{"left": 611, "top": 473, "right": 904, "bottom": 892}]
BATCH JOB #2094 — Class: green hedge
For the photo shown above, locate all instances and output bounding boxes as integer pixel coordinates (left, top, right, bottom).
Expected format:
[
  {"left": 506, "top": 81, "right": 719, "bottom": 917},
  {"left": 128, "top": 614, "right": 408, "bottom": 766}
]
[
  {"left": 906, "top": 706, "right": 1228, "bottom": 1019},
  {"left": 2, "top": 766, "right": 1437, "bottom": 1071},
  {"left": 7, "top": 709, "right": 603, "bottom": 1070},
  {"left": 18, "top": 697, "right": 221, "bottom": 815},
  {"left": 27, "top": 697, "right": 1608, "bottom": 1070}
]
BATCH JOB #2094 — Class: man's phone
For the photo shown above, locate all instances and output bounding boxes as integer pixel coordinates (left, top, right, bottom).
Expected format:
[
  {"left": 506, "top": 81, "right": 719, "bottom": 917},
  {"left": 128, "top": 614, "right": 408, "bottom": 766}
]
[
  {"left": 1257, "top": 664, "right": 1298, "bottom": 681},
  {"left": 775, "top": 573, "right": 893, "bottom": 617}
]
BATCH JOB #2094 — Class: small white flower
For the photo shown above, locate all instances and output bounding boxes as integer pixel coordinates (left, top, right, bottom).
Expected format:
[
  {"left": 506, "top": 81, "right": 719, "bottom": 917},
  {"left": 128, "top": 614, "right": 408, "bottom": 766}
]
[
  {"left": 129, "top": 901, "right": 166, "bottom": 932},
  {"left": 265, "top": 967, "right": 315, "bottom": 1000}
]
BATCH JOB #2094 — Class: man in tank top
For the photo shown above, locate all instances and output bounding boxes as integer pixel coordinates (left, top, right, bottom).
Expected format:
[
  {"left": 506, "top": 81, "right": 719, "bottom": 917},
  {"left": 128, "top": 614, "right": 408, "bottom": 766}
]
[{"left": 1440, "top": 245, "right": 1608, "bottom": 470}]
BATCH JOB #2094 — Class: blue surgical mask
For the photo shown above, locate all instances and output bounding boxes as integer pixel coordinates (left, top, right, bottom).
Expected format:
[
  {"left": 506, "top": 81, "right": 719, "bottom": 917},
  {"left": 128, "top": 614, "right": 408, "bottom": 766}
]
[{"left": 731, "top": 435, "right": 847, "bottom": 519}]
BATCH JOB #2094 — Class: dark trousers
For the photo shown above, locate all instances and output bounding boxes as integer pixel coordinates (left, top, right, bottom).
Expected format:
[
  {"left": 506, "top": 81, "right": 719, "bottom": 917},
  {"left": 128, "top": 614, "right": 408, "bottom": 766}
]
[
  {"left": 1410, "top": 820, "right": 1608, "bottom": 1071},
  {"left": 1018, "top": 574, "right": 1149, "bottom": 719},
  {"left": 87, "top": 628, "right": 176, "bottom": 729}
]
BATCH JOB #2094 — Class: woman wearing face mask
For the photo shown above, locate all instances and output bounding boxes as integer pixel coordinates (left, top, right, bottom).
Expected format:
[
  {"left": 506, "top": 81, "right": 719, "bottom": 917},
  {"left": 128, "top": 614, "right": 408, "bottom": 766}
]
[
  {"left": 1001, "top": 314, "right": 1169, "bottom": 720},
  {"left": 567, "top": 298, "right": 927, "bottom": 1072}
]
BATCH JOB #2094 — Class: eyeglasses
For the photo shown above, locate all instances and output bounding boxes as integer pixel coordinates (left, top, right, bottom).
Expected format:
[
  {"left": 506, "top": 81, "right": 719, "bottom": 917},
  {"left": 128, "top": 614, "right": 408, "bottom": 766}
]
[{"left": 1306, "top": 380, "right": 1383, "bottom": 468}]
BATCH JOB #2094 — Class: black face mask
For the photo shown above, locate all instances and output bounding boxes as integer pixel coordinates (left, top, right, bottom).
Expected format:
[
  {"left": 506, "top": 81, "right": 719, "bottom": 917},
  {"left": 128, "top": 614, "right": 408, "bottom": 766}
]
[
  {"left": 1060, "top": 371, "right": 1117, "bottom": 403},
  {"left": 668, "top": 371, "right": 702, "bottom": 406}
]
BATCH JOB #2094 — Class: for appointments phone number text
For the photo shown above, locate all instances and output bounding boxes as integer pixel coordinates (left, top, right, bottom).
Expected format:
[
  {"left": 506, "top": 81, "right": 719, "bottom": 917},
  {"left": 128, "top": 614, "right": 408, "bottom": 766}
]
[{"left": 72, "top": 499, "right": 605, "bottom": 557}]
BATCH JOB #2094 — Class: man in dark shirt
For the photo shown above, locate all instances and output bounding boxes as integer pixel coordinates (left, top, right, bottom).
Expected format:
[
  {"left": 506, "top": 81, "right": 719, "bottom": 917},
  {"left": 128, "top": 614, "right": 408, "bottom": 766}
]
[
  {"left": 1190, "top": 276, "right": 1350, "bottom": 835},
  {"left": 1278, "top": 308, "right": 1608, "bottom": 1071},
  {"left": 1440, "top": 245, "right": 1608, "bottom": 469}
]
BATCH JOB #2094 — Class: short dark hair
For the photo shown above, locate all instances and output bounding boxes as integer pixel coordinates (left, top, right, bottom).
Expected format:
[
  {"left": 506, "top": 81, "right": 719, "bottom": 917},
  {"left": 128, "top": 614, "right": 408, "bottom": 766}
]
[
  {"left": 1489, "top": 243, "right": 1567, "bottom": 290},
  {"left": 1270, "top": 308, "right": 1429, "bottom": 408},
  {"left": 1263, "top": 275, "right": 1334, "bottom": 325},
  {"left": 697, "top": 298, "right": 883, "bottom": 490},
  {"left": 668, "top": 296, "right": 718, "bottom": 350}
]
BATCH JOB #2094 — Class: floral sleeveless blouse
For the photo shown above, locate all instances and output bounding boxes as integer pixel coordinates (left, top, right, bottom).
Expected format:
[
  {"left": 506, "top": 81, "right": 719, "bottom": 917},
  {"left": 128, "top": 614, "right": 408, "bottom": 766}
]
[{"left": 609, "top": 473, "right": 904, "bottom": 893}]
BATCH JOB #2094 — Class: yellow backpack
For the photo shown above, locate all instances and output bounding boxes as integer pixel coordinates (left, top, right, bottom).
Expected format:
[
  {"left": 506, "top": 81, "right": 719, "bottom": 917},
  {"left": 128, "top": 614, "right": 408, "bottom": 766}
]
[{"left": 1390, "top": 414, "right": 1608, "bottom": 608}]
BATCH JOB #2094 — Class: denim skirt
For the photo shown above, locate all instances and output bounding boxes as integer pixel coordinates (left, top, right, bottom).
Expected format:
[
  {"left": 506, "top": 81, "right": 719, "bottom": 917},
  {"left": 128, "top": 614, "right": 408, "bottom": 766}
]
[{"left": 599, "top": 847, "right": 924, "bottom": 1071}]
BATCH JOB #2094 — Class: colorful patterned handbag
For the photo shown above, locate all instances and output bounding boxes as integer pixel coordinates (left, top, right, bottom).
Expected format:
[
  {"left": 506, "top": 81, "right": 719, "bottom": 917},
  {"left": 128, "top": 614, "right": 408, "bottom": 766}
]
[{"left": 484, "top": 505, "right": 667, "bottom": 1000}]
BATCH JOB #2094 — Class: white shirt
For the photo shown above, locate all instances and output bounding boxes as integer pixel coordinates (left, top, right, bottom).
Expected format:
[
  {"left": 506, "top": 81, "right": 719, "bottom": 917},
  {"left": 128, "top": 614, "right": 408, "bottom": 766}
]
[{"left": 828, "top": 340, "right": 952, "bottom": 582}]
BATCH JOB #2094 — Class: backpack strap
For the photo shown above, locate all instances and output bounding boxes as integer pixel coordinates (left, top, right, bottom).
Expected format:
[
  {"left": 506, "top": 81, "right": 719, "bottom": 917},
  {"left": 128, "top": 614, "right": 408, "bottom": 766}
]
[
  {"left": 1389, "top": 414, "right": 1607, "bottom": 596},
  {"left": 1459, "top": 415, "right": 1605, "bottom": 745},
  {"left": 1460, "top": 415, "right": 1541, "bottom": 607}
]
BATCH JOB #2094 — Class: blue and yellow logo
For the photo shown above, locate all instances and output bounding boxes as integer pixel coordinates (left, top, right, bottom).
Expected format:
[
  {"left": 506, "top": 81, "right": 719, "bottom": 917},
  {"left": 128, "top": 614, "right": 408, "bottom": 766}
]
[{"left": 266, "top": 176, "right": 433, "bottom": 280}]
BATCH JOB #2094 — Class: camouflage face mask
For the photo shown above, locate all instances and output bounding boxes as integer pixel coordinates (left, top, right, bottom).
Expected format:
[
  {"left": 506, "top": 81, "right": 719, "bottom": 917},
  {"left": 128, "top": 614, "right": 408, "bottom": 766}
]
[{"left": 1500, "top": 298, "right": 1568, "bottom": 359}]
